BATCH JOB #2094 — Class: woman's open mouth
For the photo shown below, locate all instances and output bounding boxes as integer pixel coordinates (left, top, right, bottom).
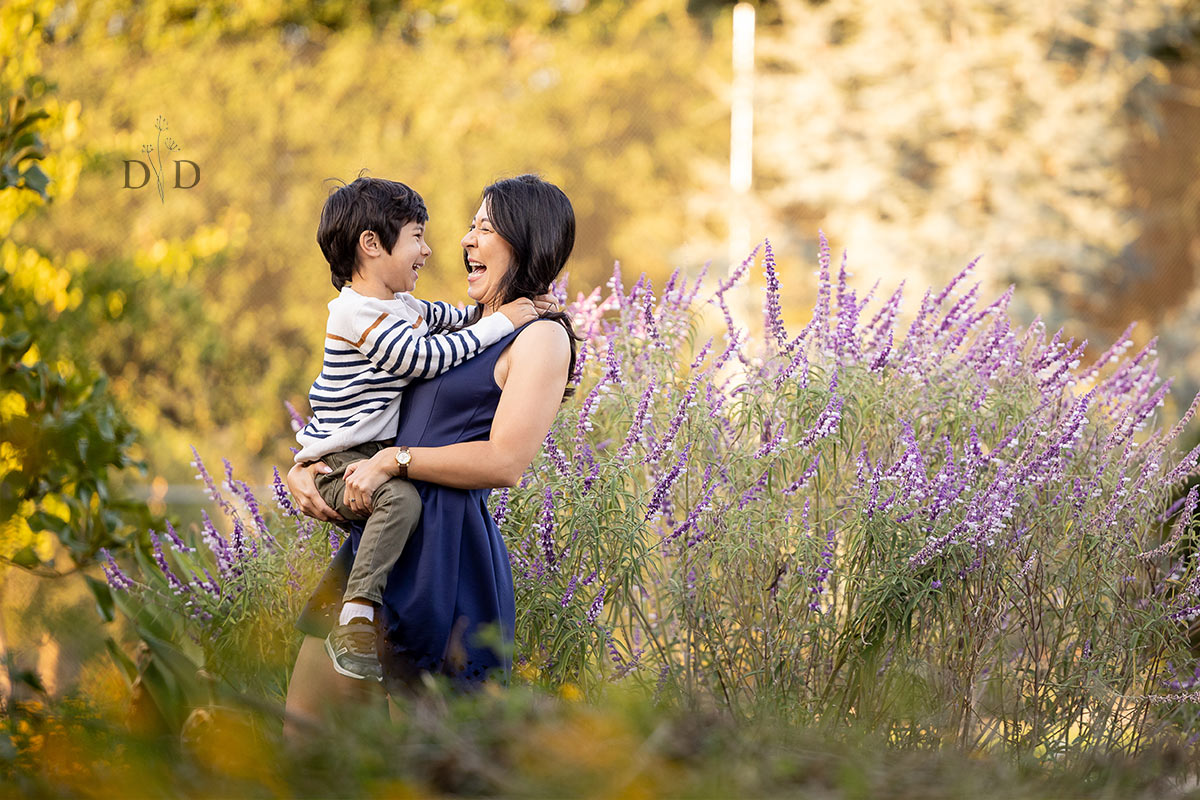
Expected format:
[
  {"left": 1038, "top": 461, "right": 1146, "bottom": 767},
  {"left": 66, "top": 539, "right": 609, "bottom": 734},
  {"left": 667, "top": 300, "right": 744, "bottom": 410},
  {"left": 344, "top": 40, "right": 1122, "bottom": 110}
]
[{"left": 467, "top": 260, "right": 487, "bottom": 281}]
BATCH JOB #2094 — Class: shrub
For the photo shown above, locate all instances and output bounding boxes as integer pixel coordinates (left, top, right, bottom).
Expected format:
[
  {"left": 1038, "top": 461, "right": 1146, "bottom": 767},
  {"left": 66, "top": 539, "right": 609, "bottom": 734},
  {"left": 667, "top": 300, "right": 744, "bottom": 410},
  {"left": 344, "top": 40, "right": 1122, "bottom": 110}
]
[{"left": 506, "top": 236, "right": 1200, "bottom": 759}]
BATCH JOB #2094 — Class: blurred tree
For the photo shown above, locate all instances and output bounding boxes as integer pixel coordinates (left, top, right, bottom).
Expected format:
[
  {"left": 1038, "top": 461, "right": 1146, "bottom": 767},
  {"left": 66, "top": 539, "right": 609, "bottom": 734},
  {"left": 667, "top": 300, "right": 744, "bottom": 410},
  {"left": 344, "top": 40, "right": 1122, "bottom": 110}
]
[
  {"left": 750, "top": 0, "right": 1198, "bottom": 355},
  {"left": 0, "top": 0, "right": 153, "bottom": 577},
  {"left": 19, "top": 0, "right": 732, "bottom": 484}
]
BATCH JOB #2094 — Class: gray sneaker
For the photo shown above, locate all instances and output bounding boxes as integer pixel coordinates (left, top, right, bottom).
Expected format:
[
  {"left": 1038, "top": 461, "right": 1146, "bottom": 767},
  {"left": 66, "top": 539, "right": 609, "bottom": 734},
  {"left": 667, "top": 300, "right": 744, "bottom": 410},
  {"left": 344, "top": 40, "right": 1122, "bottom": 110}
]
[{"left": 324, "top": 618, "right": 383, "bottom": 681}]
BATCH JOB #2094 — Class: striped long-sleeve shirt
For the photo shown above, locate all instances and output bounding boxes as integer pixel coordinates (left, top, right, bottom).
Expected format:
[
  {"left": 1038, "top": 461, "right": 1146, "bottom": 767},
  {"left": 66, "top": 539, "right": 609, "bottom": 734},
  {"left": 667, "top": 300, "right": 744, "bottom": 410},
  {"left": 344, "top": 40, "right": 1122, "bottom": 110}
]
[{"left": 294, "top": 287, "right": 513, "bottom": 463}]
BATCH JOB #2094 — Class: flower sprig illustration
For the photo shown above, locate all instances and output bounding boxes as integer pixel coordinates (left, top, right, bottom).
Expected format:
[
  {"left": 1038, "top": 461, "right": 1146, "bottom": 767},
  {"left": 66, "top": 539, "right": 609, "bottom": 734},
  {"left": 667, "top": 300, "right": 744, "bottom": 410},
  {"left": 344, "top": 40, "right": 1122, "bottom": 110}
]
[{"left": 143, "top": 115, "right": 181, "bottom": 203}]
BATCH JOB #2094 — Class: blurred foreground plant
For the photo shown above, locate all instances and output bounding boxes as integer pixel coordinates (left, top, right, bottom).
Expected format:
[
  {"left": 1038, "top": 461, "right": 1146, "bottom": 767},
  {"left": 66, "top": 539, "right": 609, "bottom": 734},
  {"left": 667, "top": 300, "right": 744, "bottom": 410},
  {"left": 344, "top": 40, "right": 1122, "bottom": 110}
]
[{"left": 96, "top": 455, "right": 333, "bottom": 731}]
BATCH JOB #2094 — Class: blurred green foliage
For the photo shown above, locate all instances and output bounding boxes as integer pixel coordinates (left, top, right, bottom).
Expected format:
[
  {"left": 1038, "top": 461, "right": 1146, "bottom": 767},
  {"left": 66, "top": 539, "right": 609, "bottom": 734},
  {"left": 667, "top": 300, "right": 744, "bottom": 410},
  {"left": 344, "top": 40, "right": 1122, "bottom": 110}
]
[
  {"left": 0, "top": 0, "right": 154, "bottom": 575},
  {"left": 17, "top": 0, "right": 732, "bottom": 486},
  {"left": 3, "top": 679, "right": 1193, "bottom": 798}
]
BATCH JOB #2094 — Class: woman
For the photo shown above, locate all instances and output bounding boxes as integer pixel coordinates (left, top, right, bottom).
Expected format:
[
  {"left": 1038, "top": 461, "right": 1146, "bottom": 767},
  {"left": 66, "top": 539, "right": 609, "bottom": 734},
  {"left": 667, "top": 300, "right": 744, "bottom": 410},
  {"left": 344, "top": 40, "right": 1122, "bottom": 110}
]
[{"left": 283, "top": 174, "right": 577, "bottom": 733}]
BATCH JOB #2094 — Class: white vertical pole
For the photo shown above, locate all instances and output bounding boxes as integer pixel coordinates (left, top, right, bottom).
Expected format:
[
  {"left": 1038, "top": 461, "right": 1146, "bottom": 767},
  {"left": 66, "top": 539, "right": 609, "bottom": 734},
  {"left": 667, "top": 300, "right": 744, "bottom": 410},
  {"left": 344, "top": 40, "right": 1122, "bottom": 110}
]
[{"left": 729, "top": 3, "right": 755, "bottom": 319}]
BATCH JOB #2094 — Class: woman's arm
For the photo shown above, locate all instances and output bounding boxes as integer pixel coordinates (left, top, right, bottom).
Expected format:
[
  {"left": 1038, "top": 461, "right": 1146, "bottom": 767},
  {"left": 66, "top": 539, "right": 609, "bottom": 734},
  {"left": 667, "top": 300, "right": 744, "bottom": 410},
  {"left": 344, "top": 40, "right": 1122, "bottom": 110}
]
[{"left": 342, "top": 320, "right": 571, "bottom": 506}]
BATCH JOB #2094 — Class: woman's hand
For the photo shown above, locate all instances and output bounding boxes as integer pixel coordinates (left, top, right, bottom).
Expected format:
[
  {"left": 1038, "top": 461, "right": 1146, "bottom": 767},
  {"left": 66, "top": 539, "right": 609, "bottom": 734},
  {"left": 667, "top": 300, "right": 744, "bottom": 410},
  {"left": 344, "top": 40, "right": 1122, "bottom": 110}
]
[
  {"left": 342, "top": 450, "right": 397, "bottom": 513},
  {"left": 286, "top": 461, "right": 345, "bottom": 522}
]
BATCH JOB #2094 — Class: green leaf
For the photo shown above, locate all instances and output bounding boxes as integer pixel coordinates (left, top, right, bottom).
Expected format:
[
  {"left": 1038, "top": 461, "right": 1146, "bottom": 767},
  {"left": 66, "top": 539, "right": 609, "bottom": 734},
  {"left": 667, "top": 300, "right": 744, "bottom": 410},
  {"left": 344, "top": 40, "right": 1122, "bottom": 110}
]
[
  {"left": 26, "top": 510, "right": 71, "bottom": 537},
  {"left": 9, "top": 546, "right": 41, "bottom": 569},
  {"left": 104, "top": 637, "right": 138, "bottom": 684},
  {"left": 85, "top": 574, "right": 116, "bottom": 622},
  {"left": 21, "top": 164, "right": 49, "bottom": 197}
]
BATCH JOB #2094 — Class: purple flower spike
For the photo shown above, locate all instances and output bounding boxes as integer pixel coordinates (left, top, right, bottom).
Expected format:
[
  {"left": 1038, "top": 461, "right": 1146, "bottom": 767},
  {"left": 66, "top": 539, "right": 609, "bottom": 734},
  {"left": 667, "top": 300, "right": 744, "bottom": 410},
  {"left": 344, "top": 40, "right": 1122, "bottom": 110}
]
[
  {"left": 560, "top": 574, "right": 579, "bottom": 608},
  {"left": 538, "top": 486, "right": 557, "bottom": 572},
  {"left": 618, "top": 378, "right": 656, "bottom": 462},
  {"left": 271, "top": 467, "right": 299, "bottom": 516},
  {"left": 586, "top": 585, "right": 607, "bottom": 624},
  {"left": 284, "top": 400, "right": 308, "bottom": 432},
  {"left": 646, "top": 444, "right": 691, "bottom": 520},
  {"left": 100, "top": 548, "right": 135, "bottom": 592},
  {"left": 190, "top": 446, "right": 235, "bottom": 516},
  {"left": 163, "top": 520, "right": 195, "bottom": 553},
  {"left": 762, "top": 239, "right": 787, "bottom": 346},
  {"left": 150, "top": 532, "right": 189, "bottom": 596},
  {"left": 543, "top": 429, "right": 571, "bottom": 478},
  {"left": 491, "top": 487, "right": 510, "bottom": 528}
]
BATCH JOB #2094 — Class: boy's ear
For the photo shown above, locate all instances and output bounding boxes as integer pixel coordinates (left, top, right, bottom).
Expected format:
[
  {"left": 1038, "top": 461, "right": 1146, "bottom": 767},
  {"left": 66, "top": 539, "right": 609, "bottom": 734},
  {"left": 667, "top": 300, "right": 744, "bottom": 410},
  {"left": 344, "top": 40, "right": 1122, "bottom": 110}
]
[{"left": 357, "top": 230, "right": 380, "bottom": 257}]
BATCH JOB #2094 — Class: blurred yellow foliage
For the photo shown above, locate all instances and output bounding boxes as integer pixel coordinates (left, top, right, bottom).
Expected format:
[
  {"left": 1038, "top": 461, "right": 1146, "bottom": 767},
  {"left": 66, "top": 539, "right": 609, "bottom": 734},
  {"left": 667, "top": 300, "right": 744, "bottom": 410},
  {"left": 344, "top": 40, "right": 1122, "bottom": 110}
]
[{"left": 16, "top": 0, "right": 731, "bottom": 484}]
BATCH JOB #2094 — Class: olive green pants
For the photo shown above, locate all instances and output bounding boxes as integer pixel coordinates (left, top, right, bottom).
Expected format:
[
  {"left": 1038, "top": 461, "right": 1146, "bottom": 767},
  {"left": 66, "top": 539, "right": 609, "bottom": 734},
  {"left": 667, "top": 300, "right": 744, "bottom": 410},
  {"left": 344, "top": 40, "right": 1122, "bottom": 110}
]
[{"left": 312, "top": 441, "right": 421, "bottom": 605}]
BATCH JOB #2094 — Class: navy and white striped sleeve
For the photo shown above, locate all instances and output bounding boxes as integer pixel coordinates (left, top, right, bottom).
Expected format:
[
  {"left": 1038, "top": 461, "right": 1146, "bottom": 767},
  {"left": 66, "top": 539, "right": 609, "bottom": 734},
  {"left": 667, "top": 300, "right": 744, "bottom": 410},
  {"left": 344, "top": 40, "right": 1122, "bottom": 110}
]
[
  {"left": 421, "top": 299, "right": 479, "bottom": 331},
  {"left": 337, "top": 304, "right": 514, "bottom": 381}
]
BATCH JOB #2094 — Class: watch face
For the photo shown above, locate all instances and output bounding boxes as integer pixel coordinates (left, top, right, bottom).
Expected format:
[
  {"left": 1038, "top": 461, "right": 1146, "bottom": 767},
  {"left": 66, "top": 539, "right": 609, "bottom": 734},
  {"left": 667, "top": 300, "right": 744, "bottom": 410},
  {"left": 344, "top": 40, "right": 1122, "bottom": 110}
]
[{"left": 397, "top": 451, "right": 412, "bottom": 465}]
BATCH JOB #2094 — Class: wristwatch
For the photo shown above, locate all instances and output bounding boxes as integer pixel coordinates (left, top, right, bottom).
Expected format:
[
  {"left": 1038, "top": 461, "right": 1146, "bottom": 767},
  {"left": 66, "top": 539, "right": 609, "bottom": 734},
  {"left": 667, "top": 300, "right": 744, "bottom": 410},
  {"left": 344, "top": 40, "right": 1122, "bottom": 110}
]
[{"left": 394, "top": 446, "right": 412, "bottom": 480}]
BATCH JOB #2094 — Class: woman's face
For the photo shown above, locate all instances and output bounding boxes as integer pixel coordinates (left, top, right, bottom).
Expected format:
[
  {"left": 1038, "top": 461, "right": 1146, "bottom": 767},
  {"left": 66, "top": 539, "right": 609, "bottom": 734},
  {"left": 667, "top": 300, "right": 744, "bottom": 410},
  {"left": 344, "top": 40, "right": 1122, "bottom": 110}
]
[{"left": 461, "top": 198, "right": 515, "bottom": 309}]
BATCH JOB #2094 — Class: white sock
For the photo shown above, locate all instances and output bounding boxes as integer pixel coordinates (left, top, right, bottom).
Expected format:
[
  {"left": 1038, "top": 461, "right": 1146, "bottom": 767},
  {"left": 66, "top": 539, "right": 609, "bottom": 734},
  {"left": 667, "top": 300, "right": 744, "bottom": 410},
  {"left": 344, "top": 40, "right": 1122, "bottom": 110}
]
[{"left": 339, "top": 601, "right": 375, "bottom": 626}]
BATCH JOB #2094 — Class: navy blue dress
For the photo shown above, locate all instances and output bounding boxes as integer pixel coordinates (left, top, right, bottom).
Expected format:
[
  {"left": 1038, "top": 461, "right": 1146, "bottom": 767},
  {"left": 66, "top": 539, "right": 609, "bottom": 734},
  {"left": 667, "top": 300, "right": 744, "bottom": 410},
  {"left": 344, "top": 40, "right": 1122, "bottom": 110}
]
[{"left": 297, "top": 321, "right": 527, "bottom": 691}]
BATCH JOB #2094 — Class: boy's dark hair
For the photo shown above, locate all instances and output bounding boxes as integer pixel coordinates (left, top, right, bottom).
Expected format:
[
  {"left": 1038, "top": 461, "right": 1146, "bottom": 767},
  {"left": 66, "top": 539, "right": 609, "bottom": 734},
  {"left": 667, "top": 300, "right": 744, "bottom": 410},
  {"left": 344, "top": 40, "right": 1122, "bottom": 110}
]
[
  {"left": 473, "top": 174, "right": 581, "bottom": 398},
  {"left": 317, "top": 176, "right": 428, "bottom": 290}
]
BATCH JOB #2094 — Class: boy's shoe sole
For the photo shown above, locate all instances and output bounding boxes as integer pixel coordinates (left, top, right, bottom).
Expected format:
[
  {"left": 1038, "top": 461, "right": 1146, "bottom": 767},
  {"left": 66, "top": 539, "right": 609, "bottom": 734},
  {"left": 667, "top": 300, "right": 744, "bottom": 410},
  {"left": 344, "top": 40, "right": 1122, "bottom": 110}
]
[{"left": 324, "top": 622, "right": 384, "bottom": 682}]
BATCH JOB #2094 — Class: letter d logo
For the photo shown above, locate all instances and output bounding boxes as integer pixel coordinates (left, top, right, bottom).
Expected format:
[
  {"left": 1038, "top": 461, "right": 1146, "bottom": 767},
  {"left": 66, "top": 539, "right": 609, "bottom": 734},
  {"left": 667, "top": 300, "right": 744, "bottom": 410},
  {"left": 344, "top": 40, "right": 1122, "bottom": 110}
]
[
  {"left": 123, "top": 160, "right": 150, "bottom": 189},
  {"left": 174, "top": 160, "right": 200, "bottom": 190}
]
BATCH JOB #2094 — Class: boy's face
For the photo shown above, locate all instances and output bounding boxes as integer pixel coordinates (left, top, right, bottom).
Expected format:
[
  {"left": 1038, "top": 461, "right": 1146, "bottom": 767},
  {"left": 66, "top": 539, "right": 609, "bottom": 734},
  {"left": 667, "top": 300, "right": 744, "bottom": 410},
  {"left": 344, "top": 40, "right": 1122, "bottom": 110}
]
[{"left": 366, "top": 219, "right": 431, "bottom": 295}]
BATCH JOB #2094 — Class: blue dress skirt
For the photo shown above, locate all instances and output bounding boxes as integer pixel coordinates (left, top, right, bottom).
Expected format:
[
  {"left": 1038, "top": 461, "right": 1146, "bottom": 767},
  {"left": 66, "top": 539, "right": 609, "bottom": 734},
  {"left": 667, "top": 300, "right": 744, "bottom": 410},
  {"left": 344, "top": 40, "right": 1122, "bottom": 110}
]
[{"left": 297, "top": 322, "right": 528, "bottom": 691}]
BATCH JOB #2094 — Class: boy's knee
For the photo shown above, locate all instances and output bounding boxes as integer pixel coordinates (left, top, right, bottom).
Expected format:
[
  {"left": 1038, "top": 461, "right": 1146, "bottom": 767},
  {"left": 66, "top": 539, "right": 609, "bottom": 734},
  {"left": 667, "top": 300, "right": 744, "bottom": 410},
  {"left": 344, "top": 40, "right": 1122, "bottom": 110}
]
[{"left": 371, "top": 479, "right": 419, "bottom": 512}]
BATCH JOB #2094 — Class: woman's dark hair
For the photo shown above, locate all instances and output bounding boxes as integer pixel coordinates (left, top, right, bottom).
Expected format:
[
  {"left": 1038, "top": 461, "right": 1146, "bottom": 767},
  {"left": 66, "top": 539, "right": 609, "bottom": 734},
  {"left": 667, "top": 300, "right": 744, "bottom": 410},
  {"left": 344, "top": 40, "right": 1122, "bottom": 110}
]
[
  {"left": 472, "top": 174, "right": 582, "bottom": 398},
  {"left": 317, "top": 175, "right": 428, "bottom": 290}
]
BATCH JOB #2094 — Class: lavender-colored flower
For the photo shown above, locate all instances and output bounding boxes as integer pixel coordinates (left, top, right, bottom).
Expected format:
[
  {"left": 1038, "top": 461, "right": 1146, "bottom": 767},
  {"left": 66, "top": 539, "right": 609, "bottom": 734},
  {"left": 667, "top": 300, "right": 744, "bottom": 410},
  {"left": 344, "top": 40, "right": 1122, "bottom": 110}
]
[
  {"left": 1139, "top": 485, "right": 1199, "bottom": 562},
  {"left": 586, "top": 585, "right": 607, "bottom": 624},
  {"left": 560, "top": 574, "right": 578, "bottom": 608},
  {"left": 754, "top": 417, "right": 788, "bottom": 460},
  {"left": 490, "top": 487, "right": 510, "bottom": 528},
  {"left": 574, "top": 382, "right": 605, "bottom": 448},
  {"left": 808, "top": 526, "right": 836, "bottom": 612},
  {"left": 271, "top": 467, "right": 299, "bottom": 516},
  {"left": 607, "top": 260, "right": 626, "bottom": 310},
  {"left": 199, "top": 510, "right": 235, "bottom": 577},
  {"left": 604, "top": 338, "right": 624, "bottom": 387},
  {"left": 646, "top": 444, "right": 690, "bottom": 520},
  {"left": 762, "top": 239, "right": 786, "bottom": 346},
  {"left": 669, "top": 465, "right": 716, "bottom": 543},
  {"left": 543, "top": 429, "right": 571, "bottom": 478},
  {"left": 647, "top": 375, "right": 702, "bottom": 463},
  {"left": 190, "top": 446, "right": 235, "bottom": 516},
  {"left": 690, "top": 337, "right": 715, "bottom": 371},
  {"left": 150, "top": 532, "right": 189, "bottom": 596},
  {"left": 716, "top": 243, "right": 760, "bottom": 297},
  {"left": 738, "top": 466, "right": 774, "bottom": 510},
  {"left": 233, "top": 479, "right": 273, "bottom": 543},
  {"left": 617, "top": 378, "right": 656, "bottom": 462},
  {"left": 783, "top": 454, "right": 821, "bottom": 496},
  {"left": 162, "top": 520, "right": 195, "bottom": 553},
  {"left": 100, "top": 548, "right": 135, "bottom": 591},
  {"left": 537, "top": 486, "right": 557, "bottom": 572}
]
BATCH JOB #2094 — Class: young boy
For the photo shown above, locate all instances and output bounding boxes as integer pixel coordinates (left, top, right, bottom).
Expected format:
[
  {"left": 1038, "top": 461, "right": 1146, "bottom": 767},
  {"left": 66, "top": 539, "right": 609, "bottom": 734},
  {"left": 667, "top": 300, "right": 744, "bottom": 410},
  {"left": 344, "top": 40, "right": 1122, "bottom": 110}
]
[{"left": 295, "top": 177, "right": 537, "bottom": 681}]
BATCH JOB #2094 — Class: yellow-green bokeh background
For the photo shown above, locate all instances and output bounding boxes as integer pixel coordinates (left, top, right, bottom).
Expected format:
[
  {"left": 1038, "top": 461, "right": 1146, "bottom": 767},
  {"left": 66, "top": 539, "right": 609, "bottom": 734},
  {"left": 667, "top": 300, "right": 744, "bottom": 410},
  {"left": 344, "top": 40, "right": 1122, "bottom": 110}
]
[{"left": 3, "top": 0, "right": 1199, "bottom": 700}]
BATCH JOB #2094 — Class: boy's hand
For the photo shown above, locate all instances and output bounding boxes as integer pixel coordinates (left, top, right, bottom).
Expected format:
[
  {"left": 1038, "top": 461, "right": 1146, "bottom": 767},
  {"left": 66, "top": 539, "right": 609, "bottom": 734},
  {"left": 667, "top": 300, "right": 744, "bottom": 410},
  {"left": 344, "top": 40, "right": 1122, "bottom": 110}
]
[
  {"left": 498, "top": 297, "right": 539, "bottom": 328},
  {"left": 534, "top": 294, "right": 560, "bottom": 315}
]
